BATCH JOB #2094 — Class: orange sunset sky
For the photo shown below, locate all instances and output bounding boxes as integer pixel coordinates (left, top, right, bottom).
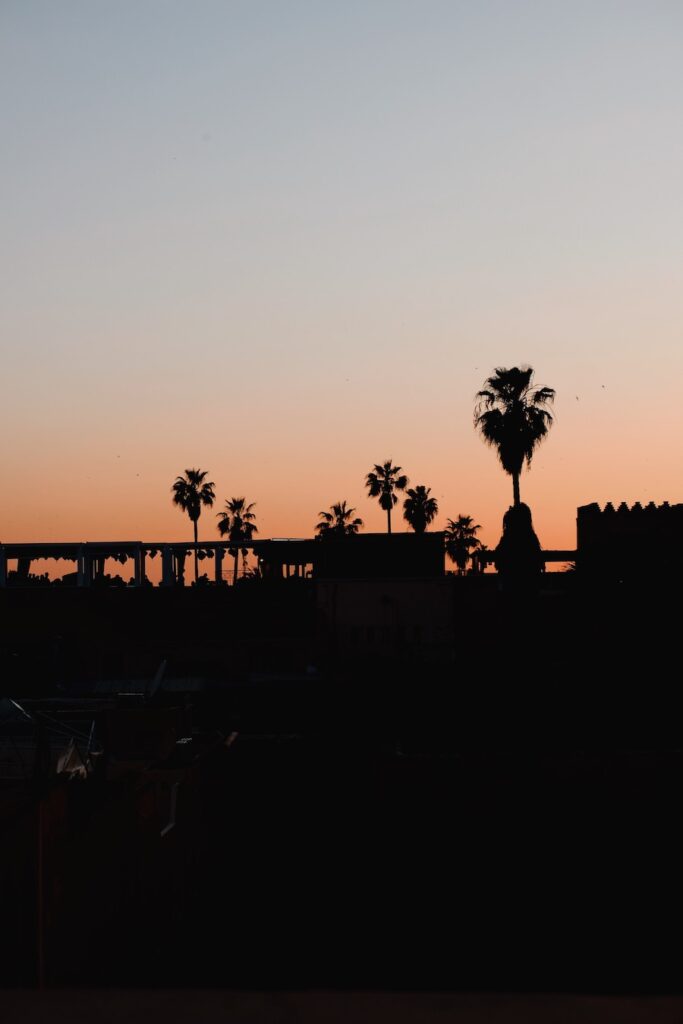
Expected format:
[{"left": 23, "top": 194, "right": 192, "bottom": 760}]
[{"left": 2, "top": 2, "right": 682, "bottom": 562}]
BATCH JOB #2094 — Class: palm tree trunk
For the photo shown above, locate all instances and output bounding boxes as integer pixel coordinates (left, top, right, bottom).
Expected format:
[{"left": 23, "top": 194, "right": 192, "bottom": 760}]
[
  {"left": 233, "top": 551, "right": 239, "bottom": 586},
  {"left": 387, "top": 507, "right": 392, "bottom": 534},
  {"left": 193, "top": 519, "right": 199, "bottom": 582},
  {"left": 512, "top": 472, "right": 521, "bottom": 507}
]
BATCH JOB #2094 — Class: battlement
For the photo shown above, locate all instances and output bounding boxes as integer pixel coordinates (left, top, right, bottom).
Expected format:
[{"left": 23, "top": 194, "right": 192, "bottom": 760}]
[{"left": 578, "top": 501, "right": 683, "bottom": 517}]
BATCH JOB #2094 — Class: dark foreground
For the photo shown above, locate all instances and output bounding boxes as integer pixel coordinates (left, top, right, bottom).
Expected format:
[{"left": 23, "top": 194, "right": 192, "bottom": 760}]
[
  {"left": 5, "top": 991, "right": 683, "bottom": 1024},
  {"left": 2, "top": 577, "right": 682, "bottom": 995}
]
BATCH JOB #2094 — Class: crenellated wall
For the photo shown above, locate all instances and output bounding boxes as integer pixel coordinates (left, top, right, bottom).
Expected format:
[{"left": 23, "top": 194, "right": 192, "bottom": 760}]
[{"left": 577, "top": 501, "right": 683, "bottom": 576}]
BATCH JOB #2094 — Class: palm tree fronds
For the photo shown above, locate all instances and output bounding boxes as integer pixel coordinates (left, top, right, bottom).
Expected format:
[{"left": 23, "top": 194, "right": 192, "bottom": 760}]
[
  {"left": 316, "top": 500, "right": 363, "bottom": 538},
  {"left": 474, "top": 367, "right": 555, "bottom": 500},
  {"left": 365, "top": 459, "right": 410, "bottom": 533},
  {"left": 403, "top": 485, "right": 439, "bottom": 533},
  {"left": 444, "top": 515, "right": 482, "bottom": 574}
]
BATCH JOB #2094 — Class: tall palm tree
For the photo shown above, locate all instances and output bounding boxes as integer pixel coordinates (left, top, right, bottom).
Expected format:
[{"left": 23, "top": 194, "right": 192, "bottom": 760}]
[
  {"left": 316, "top": 501, "right": 364, "bottom": 539},
  {"left": 445, "top": 515, "right": 482, "bottom": 575},
  {"left": 402, "top": 485, "right": 439, "bottom": 534},
  {"left": 171, "top": 468, "right": 216, "bottom": 582},
  {"left": 474, "top": 366, "right": 555, "bottom": 506},
  {"left": 365, "top": 460, "right": 409, "bottom": 534},
  {"left": 217, "top": 498, "right": 258, "bottom": 584}
]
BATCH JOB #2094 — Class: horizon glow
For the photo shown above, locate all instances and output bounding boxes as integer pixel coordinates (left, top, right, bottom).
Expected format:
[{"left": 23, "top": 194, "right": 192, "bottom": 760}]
[{"left": 2, "top": 1, "right": 682, "bottom": 565}]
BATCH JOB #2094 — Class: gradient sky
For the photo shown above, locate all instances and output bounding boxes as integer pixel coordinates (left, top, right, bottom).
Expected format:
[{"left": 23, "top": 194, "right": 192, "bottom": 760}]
[{"left": 2, "top": 0, "right": 682, "bottom": 562}]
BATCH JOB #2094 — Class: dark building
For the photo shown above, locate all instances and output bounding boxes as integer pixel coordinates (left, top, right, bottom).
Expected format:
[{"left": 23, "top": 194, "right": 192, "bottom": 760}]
[
  {"left": 577, "top": 501, "right": 683, "bottom": 578},
  {"left": 254, "top": 532, "right": 445, "bottom": 581}
]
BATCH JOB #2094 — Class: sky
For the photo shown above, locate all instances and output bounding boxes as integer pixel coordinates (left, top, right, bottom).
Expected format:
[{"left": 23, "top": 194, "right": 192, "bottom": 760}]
[{"left": 1, "top": 0, "right": 682, "bottom": 566}]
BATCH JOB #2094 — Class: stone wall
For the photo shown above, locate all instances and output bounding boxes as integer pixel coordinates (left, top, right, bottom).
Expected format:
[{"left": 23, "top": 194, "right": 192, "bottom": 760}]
[{"left": 577, "top": 501, "right": 683, "bottom": 576}]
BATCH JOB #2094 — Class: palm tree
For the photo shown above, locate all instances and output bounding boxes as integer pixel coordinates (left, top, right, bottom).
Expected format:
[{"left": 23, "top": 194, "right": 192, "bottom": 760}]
[
  {"left": 474, "top": 366, "right": 555, "bottom": 506},
  {"left": 445, "top": 515, "right": 482, "bottom": 575},
  {"left": 216, "top": 498, "right": 258, "bottom": 584},
  {"left": 316, "top": 501, "right": 364, "bottom": 539},
  {"left": 365, "top": 460, "right": 409, "bottom": 534},
  {"left": 473, "top": 543, "right": 490, "bottom": 574},
  {"left": 402, "top": 485, "right": 439, "bottom": 534},
  {"left": 171, "top": 468, "right": 216, "bottom": 582}
]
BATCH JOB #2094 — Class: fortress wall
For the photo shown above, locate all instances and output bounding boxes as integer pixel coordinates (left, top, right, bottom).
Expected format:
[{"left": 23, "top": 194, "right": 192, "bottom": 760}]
[{"left": 577, "top": 501, "right": 683, "bottom": 575}]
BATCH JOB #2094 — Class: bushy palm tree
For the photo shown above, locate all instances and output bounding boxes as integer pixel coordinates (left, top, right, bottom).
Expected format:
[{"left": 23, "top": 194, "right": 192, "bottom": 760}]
[
  {"left": 474, "top": 366, "right": 555, "bottom": 506},
  {"left": 445, "top": 515, "right": 481, "bottom": 575},
  {"left": 473, "top": 543, "right": 490, "bottom": 574},
  {"left": 365, "top": 460, "right": 409, "bottom": 534},
  {"left": 316, "top": 501, "right": 364, "bottom": 539},
  {"left": 171, "top": 468, "right": 216, "bottom": 582},
  {"left": 216, "top": 498, "right": 258, "bottom": 584},
  {"left": 403, "top": 485, "right": 438, "bottom": 534}
]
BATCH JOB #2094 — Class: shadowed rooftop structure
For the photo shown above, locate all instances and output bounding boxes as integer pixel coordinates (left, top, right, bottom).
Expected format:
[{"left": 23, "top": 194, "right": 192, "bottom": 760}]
[
  {"left": 254, "top": 532, "right": 445, "bottom": 580},
  {"left": 3, "top": 501, "right": 680, "bottom": 586},
  {"left": 0, "top": 533, "right": 446, "bottom": 587}
]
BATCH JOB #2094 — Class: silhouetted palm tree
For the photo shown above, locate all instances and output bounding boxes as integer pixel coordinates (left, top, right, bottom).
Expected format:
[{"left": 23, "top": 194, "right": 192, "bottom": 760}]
[
  {"left": 474, "top": 366, "right": 555, "bottom": 506},
  {"left": 403, "top": 485, "right": 438, "bottom": 534},
  {"left": 445, "top": 515, "right": 481, "bottom": 575},
  {"left": 316, "top": 501, "right": 364, "bottom": 538},
  {"left": 473, "top": 543, "right": 490, "bottom": 574},
  {"left": 365, "top": 460, "right": 409, "bottom": 534},
  {"left": 217, "top": 498, "right": 258, "bottom": 584},
  {"left": 171, "top": 468, "right": 216, "bottom": 582}
]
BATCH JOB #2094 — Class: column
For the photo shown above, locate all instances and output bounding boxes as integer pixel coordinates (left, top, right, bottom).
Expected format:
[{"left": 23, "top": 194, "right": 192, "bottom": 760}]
[
  {"left": 215, "top": 547, "right": 224, "bottom": 584},
  {"left": 134, "top": 546, "right": 145, "bottom": 587},
  {"left": 77, "top": 547, "right": 87, "bottom": 587},
  {"left": 176, "top": 551, "right": 186, "bottom": 586},
  {"left": 161, "top": 546, "right": 174, "bottom": 587}
]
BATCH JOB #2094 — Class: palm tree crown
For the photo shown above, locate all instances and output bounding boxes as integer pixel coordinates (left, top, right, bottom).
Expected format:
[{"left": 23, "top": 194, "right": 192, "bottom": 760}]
[
  {"left": 365, "top": 460, "right": 409, "bottom": 534},
  {"left": 403, "top": 485, "right": 439, "bottom": 534},
  {"left": 171, "top": 468, "right": 216, "bottom": 582},
  {"left": 316, "top": 501, "right": 364, "bottom": 539},
  {"left": 444, "top": 515, "right": 482, "bottom": 575},
  {"left": 474, "top": 366, "right": 555, "bottom": 506},
  {"left": 217, "top": 498, "right": 258, "bottom": 584}
]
